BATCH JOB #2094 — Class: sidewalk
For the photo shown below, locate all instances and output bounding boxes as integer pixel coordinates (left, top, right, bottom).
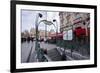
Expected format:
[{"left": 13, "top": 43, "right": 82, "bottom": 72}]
[
  {"left": 21, "top": 41, "right": 34, "bottom": 63},
  {"left": 56, "top": 47, "right": 90, "bottom": 61}
]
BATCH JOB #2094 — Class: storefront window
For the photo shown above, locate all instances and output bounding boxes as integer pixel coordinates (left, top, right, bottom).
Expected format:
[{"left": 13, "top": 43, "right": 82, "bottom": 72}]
[
  {"left": 63, "top": 29, "right": 73, "bottom": 40},
  {"left": 67, "top": 29, "right": 73, "bottom": 40}
]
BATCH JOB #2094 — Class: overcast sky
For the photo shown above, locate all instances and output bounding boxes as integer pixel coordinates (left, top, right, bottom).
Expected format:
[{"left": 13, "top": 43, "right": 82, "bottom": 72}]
[{"left": 21, "top": 10, "right": 60, "bottom": 33}]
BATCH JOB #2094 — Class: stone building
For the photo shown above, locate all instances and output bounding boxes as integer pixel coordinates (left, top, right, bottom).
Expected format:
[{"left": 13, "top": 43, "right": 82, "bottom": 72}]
[
  {"left": 30, "top": 28, "right": 36, "bottom": 38},
  {"left": 59, "top": 12, "right": 90, "bottom": 40},
  {"left": 30, "top": 28, "right": 51, "bottom": 40}
]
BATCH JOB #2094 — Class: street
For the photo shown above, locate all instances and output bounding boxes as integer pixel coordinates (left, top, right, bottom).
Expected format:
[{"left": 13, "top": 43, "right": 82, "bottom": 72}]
[
  {"left": 21, "top": 40, "right": 89, "bottom": 63},
  {"left": 21, "top": 41, "right": 59, "bottom": 63}
]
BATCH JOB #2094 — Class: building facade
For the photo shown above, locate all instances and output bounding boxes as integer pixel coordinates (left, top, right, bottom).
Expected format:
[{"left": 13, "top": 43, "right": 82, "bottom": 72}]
[
  {"left": 59, "top": 12, "right": 90, "bottom": 40},
  {"left": 30, "top": 28, "right": 51, "bottom": 40}
]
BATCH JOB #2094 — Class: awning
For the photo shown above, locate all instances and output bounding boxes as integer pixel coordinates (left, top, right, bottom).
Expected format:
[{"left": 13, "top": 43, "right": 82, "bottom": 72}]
[
  {"left": 74, "top": 27, "right": 86, "bottom": 37},
  {"left": 49, "top": 33, "right": 63, "bottom": 37}
]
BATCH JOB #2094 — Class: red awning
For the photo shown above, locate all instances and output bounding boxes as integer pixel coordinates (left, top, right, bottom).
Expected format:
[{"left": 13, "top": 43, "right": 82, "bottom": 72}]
[{"left": 74, "top": 27, "right": 86, "bottom": 37}]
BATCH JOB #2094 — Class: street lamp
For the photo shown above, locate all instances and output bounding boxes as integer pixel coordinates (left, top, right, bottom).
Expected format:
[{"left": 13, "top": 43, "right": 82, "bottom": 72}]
[
  {"left": 39, "top": 13, "right": 42, "bottom": 18},
  {"left": 53, "top": 19, "right": 58, "bottom": 44},
  {"left": 41, "top": 19, "right": 58, "bottom": 44},
  {"left": 35, "top": 17, "right": 57, "bottom": 61},
  {"left": 39, "top": 20, "right": 54, "bottom": 25},
  {"left": 35, "top": 13, "right": 42, "bottom": 62}
]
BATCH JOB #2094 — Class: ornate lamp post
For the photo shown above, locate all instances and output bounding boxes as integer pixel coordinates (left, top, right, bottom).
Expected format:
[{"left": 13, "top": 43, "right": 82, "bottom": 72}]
[
  {"left": 35, "top": 14, "right": 57, "bottom": 61},
  {"left": 35, "top": 13, "right": 42, "bottom": 61},
  {"left": 53, "top": 19, "right": 58, "bottom": 44}
]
